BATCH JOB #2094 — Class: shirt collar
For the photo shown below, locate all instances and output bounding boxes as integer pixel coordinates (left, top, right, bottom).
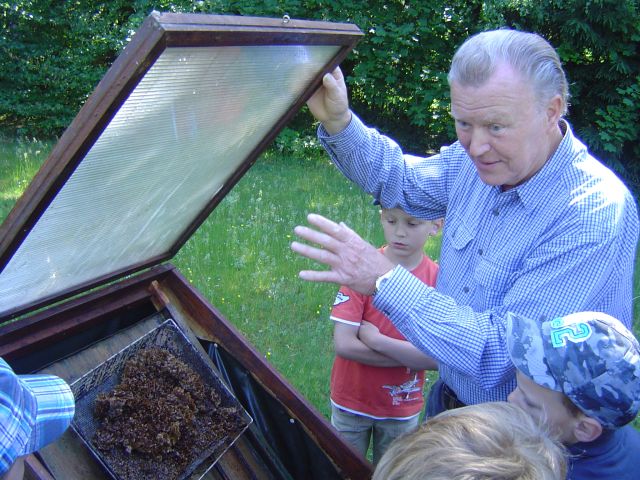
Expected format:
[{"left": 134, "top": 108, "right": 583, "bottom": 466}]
[{"left": 508, "top": 120, "right": 585, "bottom": 211}]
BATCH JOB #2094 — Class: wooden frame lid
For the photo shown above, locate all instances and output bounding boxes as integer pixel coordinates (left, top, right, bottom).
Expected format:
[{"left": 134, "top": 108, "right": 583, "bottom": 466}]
[{"left": 0, "top": 12, "right": 362, "bottom": 320}]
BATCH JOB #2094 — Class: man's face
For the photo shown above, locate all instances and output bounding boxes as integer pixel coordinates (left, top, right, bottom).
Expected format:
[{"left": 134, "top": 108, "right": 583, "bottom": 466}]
[
  {"left": 508, "top": 371, "right": 579, "bottom": 444},
  {"left": 450, "top": 64, "right": 560, "bottom": 190}
]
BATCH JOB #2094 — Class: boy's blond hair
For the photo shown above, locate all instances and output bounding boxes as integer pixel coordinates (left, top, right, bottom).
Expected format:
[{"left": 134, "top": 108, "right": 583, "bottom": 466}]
[{"left": 373, "top": 401, "right": 566, "bottom": 480}]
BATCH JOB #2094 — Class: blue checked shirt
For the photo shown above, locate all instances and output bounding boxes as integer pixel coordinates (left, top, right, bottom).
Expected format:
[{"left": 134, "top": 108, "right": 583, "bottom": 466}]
[
  {"left": 319, "top": 114, "right": 639, "bottom": 405},
  {"left": 0, "top": 358, "right": 74, "bottom": 474}
]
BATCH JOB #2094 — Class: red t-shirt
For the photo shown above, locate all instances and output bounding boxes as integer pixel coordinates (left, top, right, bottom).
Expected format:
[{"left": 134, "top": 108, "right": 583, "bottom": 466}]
[{"left": 330, "top": 252, "right": 439, "bottom": 419}]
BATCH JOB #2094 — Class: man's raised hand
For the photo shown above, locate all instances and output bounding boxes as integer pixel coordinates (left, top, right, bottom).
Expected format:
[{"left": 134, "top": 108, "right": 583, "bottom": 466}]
[{"left": 291, "top": 213, "right": 394, "bottom": 295}]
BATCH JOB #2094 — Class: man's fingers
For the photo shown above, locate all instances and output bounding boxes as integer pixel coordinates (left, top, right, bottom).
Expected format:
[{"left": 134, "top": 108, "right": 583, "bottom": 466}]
[
  {"left": 337, "top": 221, "right": 363, "bottom": 246},
  {"left": 322, "top": 67, "right": 343, "bottom": 90},
  {"left": 306, "top": 213, "right": 355, "bottom": 243},
  {"left": 292, "top": 225, "right": 343, "bottom": 254},
  {"left": 290, "top": 240, "right": 336, "bottom": 266},
  {"left": 322, "top": 71, "right": 335, "bottom": 88},
  {"left": 298, "top": 269, "right": 342, "bottom": 284},
  {"left": 331, "top": 66, "right": 344, "bottom": 82},
  {"left": 306, "top": 212, "right": 339, "bottom": 231}
]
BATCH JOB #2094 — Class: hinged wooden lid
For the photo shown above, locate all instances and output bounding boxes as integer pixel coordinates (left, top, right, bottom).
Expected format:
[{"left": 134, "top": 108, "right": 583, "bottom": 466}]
[{"left": 0, "top": 12, "right": 362, "bottom": 320}]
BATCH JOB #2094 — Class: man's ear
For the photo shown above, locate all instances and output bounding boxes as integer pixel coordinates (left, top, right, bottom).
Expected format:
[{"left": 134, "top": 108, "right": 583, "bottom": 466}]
[
  {"left": 573, "top": 415, "right": 603, "bottom": 443},
  {"left": 545, "top": 94, "right": 563, "bottom": 127}
]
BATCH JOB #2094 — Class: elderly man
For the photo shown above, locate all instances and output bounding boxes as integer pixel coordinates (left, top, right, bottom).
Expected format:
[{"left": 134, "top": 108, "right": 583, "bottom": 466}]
[{"left": 291, "top": 29, "right": 639, "bottom": 414}]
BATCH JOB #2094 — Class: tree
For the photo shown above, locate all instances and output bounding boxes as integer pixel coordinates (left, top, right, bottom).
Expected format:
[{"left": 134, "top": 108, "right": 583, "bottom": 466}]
[
  {"left": 1, "top": 1, "right": 638, "bottom": 192},
  {"left": 482, "top": 0, "right": 640, "bottom": 191}
]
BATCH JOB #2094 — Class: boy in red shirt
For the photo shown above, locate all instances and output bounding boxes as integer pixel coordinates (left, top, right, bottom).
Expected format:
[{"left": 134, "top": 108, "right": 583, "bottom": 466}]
[{"left": 329, "top": 207, "right": 441, "bottom": 464}]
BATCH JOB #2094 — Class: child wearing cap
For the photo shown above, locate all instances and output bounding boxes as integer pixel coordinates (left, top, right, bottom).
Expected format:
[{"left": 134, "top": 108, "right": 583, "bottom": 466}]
[
  {"left": 329, "top": 207, "right": 441, "bottom": 464},
  {"left": 506, "top": 311, "right": 640, "bottom": 480},
  {"left": 0, "top": 357, "right": 75, "bottom": 479}
]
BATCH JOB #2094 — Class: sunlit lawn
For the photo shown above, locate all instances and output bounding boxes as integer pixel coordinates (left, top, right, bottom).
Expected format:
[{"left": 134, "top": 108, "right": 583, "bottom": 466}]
[
  {"left": 0, "top": 134, "right": 637, "bottom": 430},
  {"left": 172, "top": 146, "right": 443, "bottom": 419},
  {"left": 0, "top": 134, "right": 442, "bottom": 420}
]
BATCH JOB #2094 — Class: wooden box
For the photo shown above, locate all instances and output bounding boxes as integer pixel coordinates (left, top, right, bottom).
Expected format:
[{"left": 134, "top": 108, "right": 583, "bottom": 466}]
[{"left": 0, "top": 12, "right": 371, "bottom": 480}]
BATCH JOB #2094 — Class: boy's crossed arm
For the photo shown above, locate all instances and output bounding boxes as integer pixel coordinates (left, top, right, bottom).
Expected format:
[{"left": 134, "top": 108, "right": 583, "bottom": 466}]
[
  {"left": 333, "top": 322, "right": 406, "bottom": 367},
  {"left": 358, "top": 321, "right": 438, "bottom": 371}
]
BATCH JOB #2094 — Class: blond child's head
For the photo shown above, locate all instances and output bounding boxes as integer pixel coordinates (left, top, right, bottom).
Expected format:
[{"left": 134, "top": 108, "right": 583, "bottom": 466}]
[
  {"left": 373, "top": 401, "right": 566, "bottom": 480},
  {"left": 379, "top": 207, "right": 442, "bottom": 268}
]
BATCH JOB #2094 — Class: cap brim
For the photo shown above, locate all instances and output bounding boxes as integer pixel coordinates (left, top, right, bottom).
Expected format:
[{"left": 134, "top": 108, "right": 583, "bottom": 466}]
[{"left": 19, "top": 374, "right": 75, "bottom": 455}]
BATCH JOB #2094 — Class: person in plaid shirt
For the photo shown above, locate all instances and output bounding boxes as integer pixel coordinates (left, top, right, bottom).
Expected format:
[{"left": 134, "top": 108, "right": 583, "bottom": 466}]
[
  {"left": 292, "top": 28, "right": 638, "bottom": 413},
  {"left": 0, "top": 357, "right": 75, "bottom": 479}
]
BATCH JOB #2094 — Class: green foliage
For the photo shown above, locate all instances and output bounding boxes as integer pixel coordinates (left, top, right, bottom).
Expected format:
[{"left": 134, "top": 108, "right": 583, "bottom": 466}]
[
  {"left": 342, "top": 1, "right": 469, "bottom": 151},
  {"left": 272, "top": 126, "right": 321, "bottom": 156},
  {"left": 591, "top": 77, "right": 640, "bottom": 190},
  {"left": 1, "top": 1, "right": 639, "bottom": 190},
  {"left": 481, "top": 0, "right": 640, "bottom": 192},
  {"left": 0, "top": 1, "right": 134, "bottom": 136}
]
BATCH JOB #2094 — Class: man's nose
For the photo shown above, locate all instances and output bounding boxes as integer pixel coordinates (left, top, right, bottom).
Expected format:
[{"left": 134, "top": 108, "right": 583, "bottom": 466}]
[{"left": 468, "top": 129, "right": 491, "bottom": 157}]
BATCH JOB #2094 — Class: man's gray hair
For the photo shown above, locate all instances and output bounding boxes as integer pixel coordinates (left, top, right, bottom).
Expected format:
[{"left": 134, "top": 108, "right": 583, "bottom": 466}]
[{"left": 448, "top": 29, "right": 569, "bottom": 115}]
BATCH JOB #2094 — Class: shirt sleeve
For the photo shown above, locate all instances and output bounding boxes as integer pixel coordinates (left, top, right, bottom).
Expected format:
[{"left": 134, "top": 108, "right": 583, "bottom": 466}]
[
  {"left": 373, "top": 228, "right": 635, "bottom": 389},
  {"left": 330, "top": 285, "right": 366, "bottom": 327},
  {"left": 318, "top": 114, "right": 450, "bottom": 220}
]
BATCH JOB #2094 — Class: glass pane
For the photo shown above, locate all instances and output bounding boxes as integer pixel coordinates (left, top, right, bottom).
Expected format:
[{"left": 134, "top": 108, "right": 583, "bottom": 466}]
[{"left": 0, "top": 44, "right": 340, "bottom": 315}]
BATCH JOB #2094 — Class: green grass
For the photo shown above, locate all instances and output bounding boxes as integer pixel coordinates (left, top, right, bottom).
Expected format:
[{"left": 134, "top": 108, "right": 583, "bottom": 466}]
[
  {"left": 0, "top": 136, "right": 637, "bottom": 429},
  {"left": 173, "top": 148, "right": 442, "bottom": 419},
  {"left": 0, "top": 136, "right": 53, "bottom": 220}
]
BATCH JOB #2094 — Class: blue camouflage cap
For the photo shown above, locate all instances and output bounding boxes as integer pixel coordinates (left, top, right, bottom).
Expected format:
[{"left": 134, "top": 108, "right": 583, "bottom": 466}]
[{"left": 506, "top": 311, "right": 640, "bottom": 429}]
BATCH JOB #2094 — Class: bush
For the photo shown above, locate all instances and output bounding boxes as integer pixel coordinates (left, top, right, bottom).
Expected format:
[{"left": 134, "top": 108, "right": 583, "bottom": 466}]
[
  {"left": 1, "top": 1, "right": 638, "bottom": 191},
  {"left": 481, "top": 0, "right": 640, "bottom": 192},
  {"left": 0, "top": 1, "right": 134, "bottom": 136}
]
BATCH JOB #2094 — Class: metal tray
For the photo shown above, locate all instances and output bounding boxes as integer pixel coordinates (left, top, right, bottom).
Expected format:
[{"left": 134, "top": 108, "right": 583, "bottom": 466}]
[{"left": 70, "top": 318, "right": 253, "bottom": 480}]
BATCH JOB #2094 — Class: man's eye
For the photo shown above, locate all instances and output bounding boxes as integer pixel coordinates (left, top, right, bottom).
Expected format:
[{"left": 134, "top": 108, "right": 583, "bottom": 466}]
[{"left": 490, "top": 124, "right": 503, "bottom": 132}]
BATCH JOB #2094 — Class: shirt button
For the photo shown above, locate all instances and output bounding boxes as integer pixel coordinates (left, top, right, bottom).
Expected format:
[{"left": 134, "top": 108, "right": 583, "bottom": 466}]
[
  {"left": 492, "top": 208, "right": 500, "bottom": 216},
  {"left": 463, "top": 286, "right": 470, "bottom": 293},
  {"left": 478, "top": 248, "right": 483, "bottom": 255}
]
